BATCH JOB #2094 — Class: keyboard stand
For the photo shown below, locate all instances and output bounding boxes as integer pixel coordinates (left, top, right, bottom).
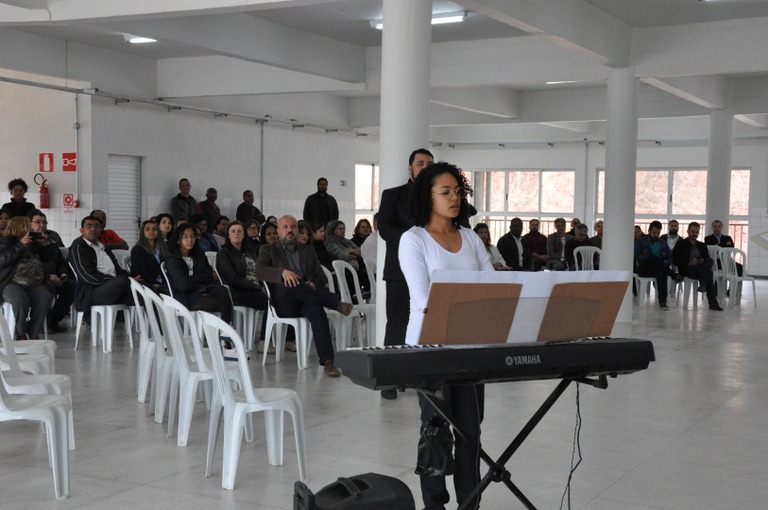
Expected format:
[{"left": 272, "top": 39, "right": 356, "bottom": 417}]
[{"left": 421, "top": 375, "right": 608, "bottom": 510}]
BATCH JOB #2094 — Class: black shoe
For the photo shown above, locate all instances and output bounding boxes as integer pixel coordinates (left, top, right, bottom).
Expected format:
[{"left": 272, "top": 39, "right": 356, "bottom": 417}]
[
  {"left": 47, "top": 322, "right": 67, "bottom": 333},
  {"left": 675, "top": 274, "right": 685, "bottom": 283},
  {"left": 659, "top": 303, "right": 669, "bottom": 310},
  {"left": 709, "top": 303, "right": 724, "bottom": 311},
  {"left": 381, "top": 389, "right": 397, "bottom": 400}
]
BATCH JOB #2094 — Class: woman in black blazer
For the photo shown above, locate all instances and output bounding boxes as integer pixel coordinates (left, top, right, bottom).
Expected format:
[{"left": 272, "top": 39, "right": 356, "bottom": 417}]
[
  {"left": 216, "top": 221, "right": 268, "bottom": 313},
  {"left": 165, "top": 223, "right": 232, "bottom": 323},
  {"left": 130, "top": 220, "right": 168, "bottom": 293}
]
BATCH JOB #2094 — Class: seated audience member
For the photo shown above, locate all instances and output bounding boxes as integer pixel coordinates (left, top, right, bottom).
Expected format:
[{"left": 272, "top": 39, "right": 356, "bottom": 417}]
[
  {"left": 351, "top": 218, "right": 373, "bottom": 247},
  {"left": 244, "top": 219, "right": 261, "bottom": 252},
  {"left": 265, "top": 215, "right": 278, "bottom": 226},
  {"left": 495, "top": 218, "right": 528, "bottom": 270},
  {"left": 634, "top": 220, "right": 677, "bottom": 309},
  {"left": 564, "top": 223, "right": 593, "bottom": 270},
  {"left": 170, "top": 178, "right": 196, "bottom": 223},
  {"left": 523, "top": 218, "right": 548, "bottom": 271},
  {"left": 68, "top": 215, "right": 134, "bottom": 314},
  {"left": 255, "top": 215, "right": 353, "bottom": 377},
  {"left": 0, "top": 216, "right": 54, "bottom": 339},
  {"left": 131, "top": 220, "right": 168, "bottom": 293},
  {"left": 90, "top": 209, "right": 129, "bottom": 251},
  {"left": 672, "top": 221, "right": 723, "bottom": 311},
  {"left": 474, "top": 223, "right": 508, "bottom": 270},
  {"left": 325, "top": 219, "right": 370, "bottom": 290},
  {"left": 589, "top": 220, "right": 603, "bottom": 250},
  {"left": 213, "top": 215, "right": 230, "bottom": 247},
  {"left": 566, "top": 217, "right": 581, "bottom": 237},
  {"left": 28, "top": 210, "right": 74, "bottom": 332},
  {"left": 236, "top": 190, "right": 266, "bottom": 224},
  {"left": 165, "top": 223, "right": 232, "bottom": 323},
  {"left": 0, "top": 209, "right": 11, "bottom": 236},
  {"left": 546, "top": 217, "right": 573, "bottom": 271},
  {"left": 154, "top": 213, "right": 175, "bottom": 247},
  {"left": 705, "top": 219, "right": 742, "bottom": 276},
  {"left": 260, "top": 222, "right": 279, "bottom": 246},
  {"left": 188, "top": 213, "right": 219, "bottom": 253},
  {"left": 360, "top": 213, "right": 379, "bottom": 274},
  {"left": 2, "top": 178, "right": 36, "bottom": 218},
  {"left": 297, "top": 220, "right": 312, "bottom": 246},
  {"left": 216, "top": 220, "right": 269, "bottom": 319},
  {"left": 310, "top": 221, "right": 334, "bottom": 271},
  {"left": 634, "top": 225, "right": 644, "bottom": 240},
  {"left": 196, "top": 187, "right": 220, "bottom": 233}
]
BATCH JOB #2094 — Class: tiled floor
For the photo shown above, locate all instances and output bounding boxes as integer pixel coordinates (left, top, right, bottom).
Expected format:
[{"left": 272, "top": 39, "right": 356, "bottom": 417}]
[{"left": 1, "top": 282, "right": 767, "bottom": 510}]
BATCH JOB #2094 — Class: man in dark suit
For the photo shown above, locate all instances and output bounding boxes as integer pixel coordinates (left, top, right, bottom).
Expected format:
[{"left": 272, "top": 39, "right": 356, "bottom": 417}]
[
  {"left": 255, "top": 215, "right": 353, "bottom": 377},
  {"left": 377, "top": 148, "right": 433, "bottom": 399},
  {"left": 672, "top": 221, "right": 724, "bottom": 311},
  {"left": 705, "top": 219, "right": 742, "bottom": 276},
  {"left": 496, "top": 217, "right": 530, "bottom": 270}
]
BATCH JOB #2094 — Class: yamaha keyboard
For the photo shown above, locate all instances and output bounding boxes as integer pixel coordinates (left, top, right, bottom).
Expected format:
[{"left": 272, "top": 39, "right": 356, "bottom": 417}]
[{"left": 335, "top": 338, "right": 655, "bottom": 391}]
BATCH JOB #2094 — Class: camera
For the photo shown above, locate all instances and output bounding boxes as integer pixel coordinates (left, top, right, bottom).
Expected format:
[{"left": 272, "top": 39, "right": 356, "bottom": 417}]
[{"left": 29, "top": 231, "right": 42, "bottom": 240}]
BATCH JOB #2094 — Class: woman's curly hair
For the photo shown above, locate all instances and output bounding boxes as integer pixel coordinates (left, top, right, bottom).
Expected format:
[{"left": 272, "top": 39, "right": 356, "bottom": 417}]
[
  {"left": 8, "top": 178, "right": 28, "bottom": 193},
  {"left": 408, "top": 161, "right": 473, "bottom": 228},
  {"left": 169, "top": 223, "right": 203, "bottom": 257}
]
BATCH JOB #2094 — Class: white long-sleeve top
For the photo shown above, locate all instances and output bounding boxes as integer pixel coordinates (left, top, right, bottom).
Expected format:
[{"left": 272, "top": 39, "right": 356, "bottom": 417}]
[{"left": 399, "top": 226, "right": 495, "bottom": 345}]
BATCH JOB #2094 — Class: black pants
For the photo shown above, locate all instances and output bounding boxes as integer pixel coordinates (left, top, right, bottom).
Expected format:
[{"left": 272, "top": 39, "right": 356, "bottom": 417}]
[
  {"left": 274, "top": 282, "right": 338, "bottom": 365},
  {"left": 384, "top": 279, "right": 409, "bottom": 346},
  {"left": 190, "top": 284, "right": 232, "bottom": 324},
  {"left": 684, "top": 260, "right": 718, "bottom": 305},
  {"left": 418, "top": 385, "right": 485, "bottom": 510},
  {"left": 91, "top": 274, "right": 134, "bottom": 307},
  {"left": 234, "top": 288, "right": 269, "bottom": 340},
  {"left": 637, "top": 258, "right": 676, "bottom": 305},
  {"left": 46, "top": 278, "right": 76, "bottom": 324}
]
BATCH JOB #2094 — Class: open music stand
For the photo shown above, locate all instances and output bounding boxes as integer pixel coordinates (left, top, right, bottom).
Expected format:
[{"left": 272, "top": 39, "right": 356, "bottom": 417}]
[{"left": 418, "top": 279, "right": 629, "bottom": 510}]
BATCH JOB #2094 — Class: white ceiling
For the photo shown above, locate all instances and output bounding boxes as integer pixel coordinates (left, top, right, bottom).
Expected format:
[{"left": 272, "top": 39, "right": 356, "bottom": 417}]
[{"left": 3, "top": 0, "right": 768, "bottom": 136}]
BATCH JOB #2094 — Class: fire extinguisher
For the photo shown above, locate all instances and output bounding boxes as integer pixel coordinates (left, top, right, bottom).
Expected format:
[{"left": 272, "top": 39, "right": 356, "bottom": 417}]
[{"left": 34, "top": 173, "right": 50, "bottom": 209}]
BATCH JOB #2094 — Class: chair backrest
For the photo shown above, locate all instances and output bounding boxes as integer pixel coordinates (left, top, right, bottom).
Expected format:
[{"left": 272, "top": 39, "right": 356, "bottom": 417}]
[
  {"left": 332, "top": 260, "right": 365, "bottom": 304},
  {"left": 112, "top": 249, "right": 131, "bottom": 271},
  {"left": 161, "top": 295, "right": 209, "bottom": 373},
  {"left": 707, "top": 245, "right": 720, "bottom": 261},
  {"left": 363, "top": 258, "right": 376, "bottom": 303},
  {"left": 321, "top": 266, "right": 336, "bottom": 293},
  {"left": 0, "top": 312, "right": 24, "bottom": 377},
  {"left": 574, "top": 246, "right": 601, "bottom": 271},
  {"left": 200, "top": 312, "right": 259, "bottom": 406},
  {"left": 719, "top": 247, "right": 746, "bottom": 277},
  {"left": 128, "top": 277, "right": 149, "bottom": 343},
  {"left": 205, "top": 251, "right": 218, "bottom": 271},
  {"left": 159, "top": 261, "right": 174, "bottom": 298},
  {"left": 59, "top": 246, "right": 69, "bottom": 261},
  {"left": 140, "top": 285, "right": 176, "bottom": 359}
]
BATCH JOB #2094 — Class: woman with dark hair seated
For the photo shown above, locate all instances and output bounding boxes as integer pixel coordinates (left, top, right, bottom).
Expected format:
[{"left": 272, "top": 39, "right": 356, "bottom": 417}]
[
  {"left": 2, "top": 178, "right": 36, "bottom": 218},
  {"left": 216, "top": 221, "right": 269, "bottom": 312},
  {"left": 473, "top": 222, "right": 508, "bottom": 270},
  {"left": 297, "top": 220, "right": 313, "bottom": 246},
  {"left": 351, "top": 218, "right": 373, "bottom": 247},
  {"left": 154, "top": 213, "right": 175, "bottom": 248},
  {"left": 0, "top": 216, "right": 54, "bottom": 339},
  {"left": 188, "top": 213, "right": 219, "bottom": 253},
  {"left": 310, "top": 221, "right": 334, "bottom": 271},
  {"left": 260, "top": 221, "right": 278, "bottom": 246},
  {"left": 325, "top": 220, "right": 370, "bottom": 292},
  {"left": 131, "top": 220, "right": 169, "bottom": 293},
  {"left": 164, "top": 223, "right": 232, "bottom": 323},
  {"left": 244, "top": 219, "right": 261, "bottom": 252}
]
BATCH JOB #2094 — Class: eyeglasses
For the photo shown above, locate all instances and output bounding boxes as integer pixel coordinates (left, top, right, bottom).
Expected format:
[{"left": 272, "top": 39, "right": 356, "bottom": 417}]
[
  {"left": 181, "top": 235, "right": 197, "bottom": 240},
  {"left": 31, "top": 220, "right": 48, "bottom": 225},
  {"left": 432, "top": 187, "right": 466, "bottom": 199}
]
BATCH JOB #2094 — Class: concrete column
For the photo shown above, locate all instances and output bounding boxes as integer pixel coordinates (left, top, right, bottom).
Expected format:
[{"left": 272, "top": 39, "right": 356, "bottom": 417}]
[
  {"left": 603, "top": 67, "right": 639, "bottom": 330},
  {"left": 374, "top": 0, "right": 432, "bottom": 345},
  {"left": 705, "top": 108, "right": 734, "bottom": 234}
]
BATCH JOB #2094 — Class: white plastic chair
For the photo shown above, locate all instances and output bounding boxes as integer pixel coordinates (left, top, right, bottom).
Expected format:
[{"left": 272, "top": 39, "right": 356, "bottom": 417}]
[
  {"left": 675, "top": 277, "right": 701, "bottom": 309},
  {"left": 707, "top": 245, "right": 726, "bottom": 300},
  {"left": 129, "top": 278, "right": 155, "bottom": 403},
  {"left": 719, "top": 248, "right": 756, "bottom": 307},
  {"left": 205, "top": 251, "right": 218, "bottom": 271},
  {"left": 111, "top": 249, "right": 131, "bottom": 271},
  {"left": 0, "top": 313, "right": 74, "bottom": 449},
  {"left": 332, "top": 260, "right": 375, "bottom": 348},
  {"left": 261, "top": 284, "right": 312, "bottom": 369},
  {"left": 633, "top": 274, "right": 658, "bottom": 306},
  {"left": 141, "top": 286, "right": 177, "bottom": 423},
  {"left": 321, "top": 266, "right": 353, "bottom": 350},
  {"left": 574, "top": 246, "right": 601, "bottom": 271},
  {"left": 200, "top": 312, "right": 308, "bottom": 490},
  {"left": 69, "top": 263, "right": 133, "bottom": 353},
  {"left": 214, "top": 266, "right": 261, "bottom": 352},
  {"left": 363, "top": 258, "right": 376, "bottom": 304},
  {"left": 0, "top": 371, "right": 71, "bottom": 499},
  {"left": 161, "top": 295, "right": 244, "bottom": 446},
  {"left": 1, "top": 302, "right": 57, "bottom": 368}
]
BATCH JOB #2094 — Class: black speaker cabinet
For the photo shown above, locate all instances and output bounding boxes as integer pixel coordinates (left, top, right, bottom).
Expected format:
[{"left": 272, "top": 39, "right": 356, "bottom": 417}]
[{"left": 294, "top": 472, "right": 415, "bottom": 510}]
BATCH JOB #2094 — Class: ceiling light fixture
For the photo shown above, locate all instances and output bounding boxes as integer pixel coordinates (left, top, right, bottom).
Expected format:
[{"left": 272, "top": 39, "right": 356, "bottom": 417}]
[
  {"left": 370, "top": 10, "right": 467, "bottom": 30},
  {"left": 124, "top": 35, "right": 157, "bottom": 44},
  {"left": 545, "top": 80, "right": 578, "bottom": 85}
]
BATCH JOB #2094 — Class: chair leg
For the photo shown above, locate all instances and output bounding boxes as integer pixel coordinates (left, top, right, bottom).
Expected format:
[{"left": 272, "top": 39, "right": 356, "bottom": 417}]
[
  {"left": 263, "top": 409, "right": 285, "bottom": 466},
  {"left": 221, "top": 409, "right": 246, "bottom": 490},
  {"left": 73, "top": 312, "right": 84, "bottom": 350},
  {"left": 205, "top": 398, "right": 223, "bottom": 478}
]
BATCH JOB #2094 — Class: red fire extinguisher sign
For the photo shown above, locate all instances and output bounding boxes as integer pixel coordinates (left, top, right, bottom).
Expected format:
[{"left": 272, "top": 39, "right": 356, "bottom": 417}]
[{"left": 39, "top": 153, "right": 54, "bottom": 172}]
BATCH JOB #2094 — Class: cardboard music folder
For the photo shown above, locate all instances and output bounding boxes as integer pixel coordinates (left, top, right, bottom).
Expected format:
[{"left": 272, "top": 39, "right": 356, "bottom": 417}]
[
  {"left": 536, "top": 281, "right": 628, "bottom": 342},
  {"left": 418, "top": 283, "right": 523, "bottom": 345}
]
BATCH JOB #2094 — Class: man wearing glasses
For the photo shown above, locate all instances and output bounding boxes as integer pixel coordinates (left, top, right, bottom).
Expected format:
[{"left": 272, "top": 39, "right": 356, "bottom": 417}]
[
  {"left": 68, "top": 215, "right": 133, "bottom": 314},
  {"left": 546, "top": 217, "right": 572, "bottom": 271},
  {"left": 28, "top": 210, "right": 74, "bottom": 332}
]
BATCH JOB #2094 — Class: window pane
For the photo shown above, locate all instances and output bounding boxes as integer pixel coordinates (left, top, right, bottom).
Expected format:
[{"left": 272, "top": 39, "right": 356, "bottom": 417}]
[
  {"left": 507, "top": 171, "right": 539, "bottom": 212},
  {"left": 672, "top": 170, "right": 706, "bottom": 215},
  {"left": 730, "top": 169, "right": 750, "bottom": 216},
  {"left": 541, "top": 171, "right": 574, "bottom": 213},
  {"left": 355, "top": 163, "right": 373, "bottom": 210},
  {"left": 597, "top": 170, "right": 604, "bottom": 215},
  {"left": 635, "top": 170, "right": 669, "bottom": 215}
]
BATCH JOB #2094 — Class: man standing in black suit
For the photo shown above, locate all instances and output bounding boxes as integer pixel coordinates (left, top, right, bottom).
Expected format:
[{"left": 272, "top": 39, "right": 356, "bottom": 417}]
[{"left": 377, "top": 148, "right": 433, "bottom": 399}]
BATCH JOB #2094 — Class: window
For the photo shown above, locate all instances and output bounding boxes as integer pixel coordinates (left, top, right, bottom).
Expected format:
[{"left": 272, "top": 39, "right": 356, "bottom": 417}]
[{"left": 355, "top": 163, "right": 379, "bottom": 227}]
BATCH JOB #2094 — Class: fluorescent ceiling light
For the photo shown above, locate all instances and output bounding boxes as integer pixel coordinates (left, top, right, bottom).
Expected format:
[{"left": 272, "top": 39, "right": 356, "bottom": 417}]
[
  {"left": 546, "top": 80, "right": 578, "bottom": 85},
  {"left": 124, "top": 35, "right": 157, "bottom": 44},
  {"left": 370, "top": 11, "right": 467, "bottom": 30}
]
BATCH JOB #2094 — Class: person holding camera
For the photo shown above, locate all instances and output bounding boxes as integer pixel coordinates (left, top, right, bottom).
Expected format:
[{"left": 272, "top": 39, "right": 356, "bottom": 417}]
[{"left": 0, "top": 216, "right": 54, "bottom": 339}]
